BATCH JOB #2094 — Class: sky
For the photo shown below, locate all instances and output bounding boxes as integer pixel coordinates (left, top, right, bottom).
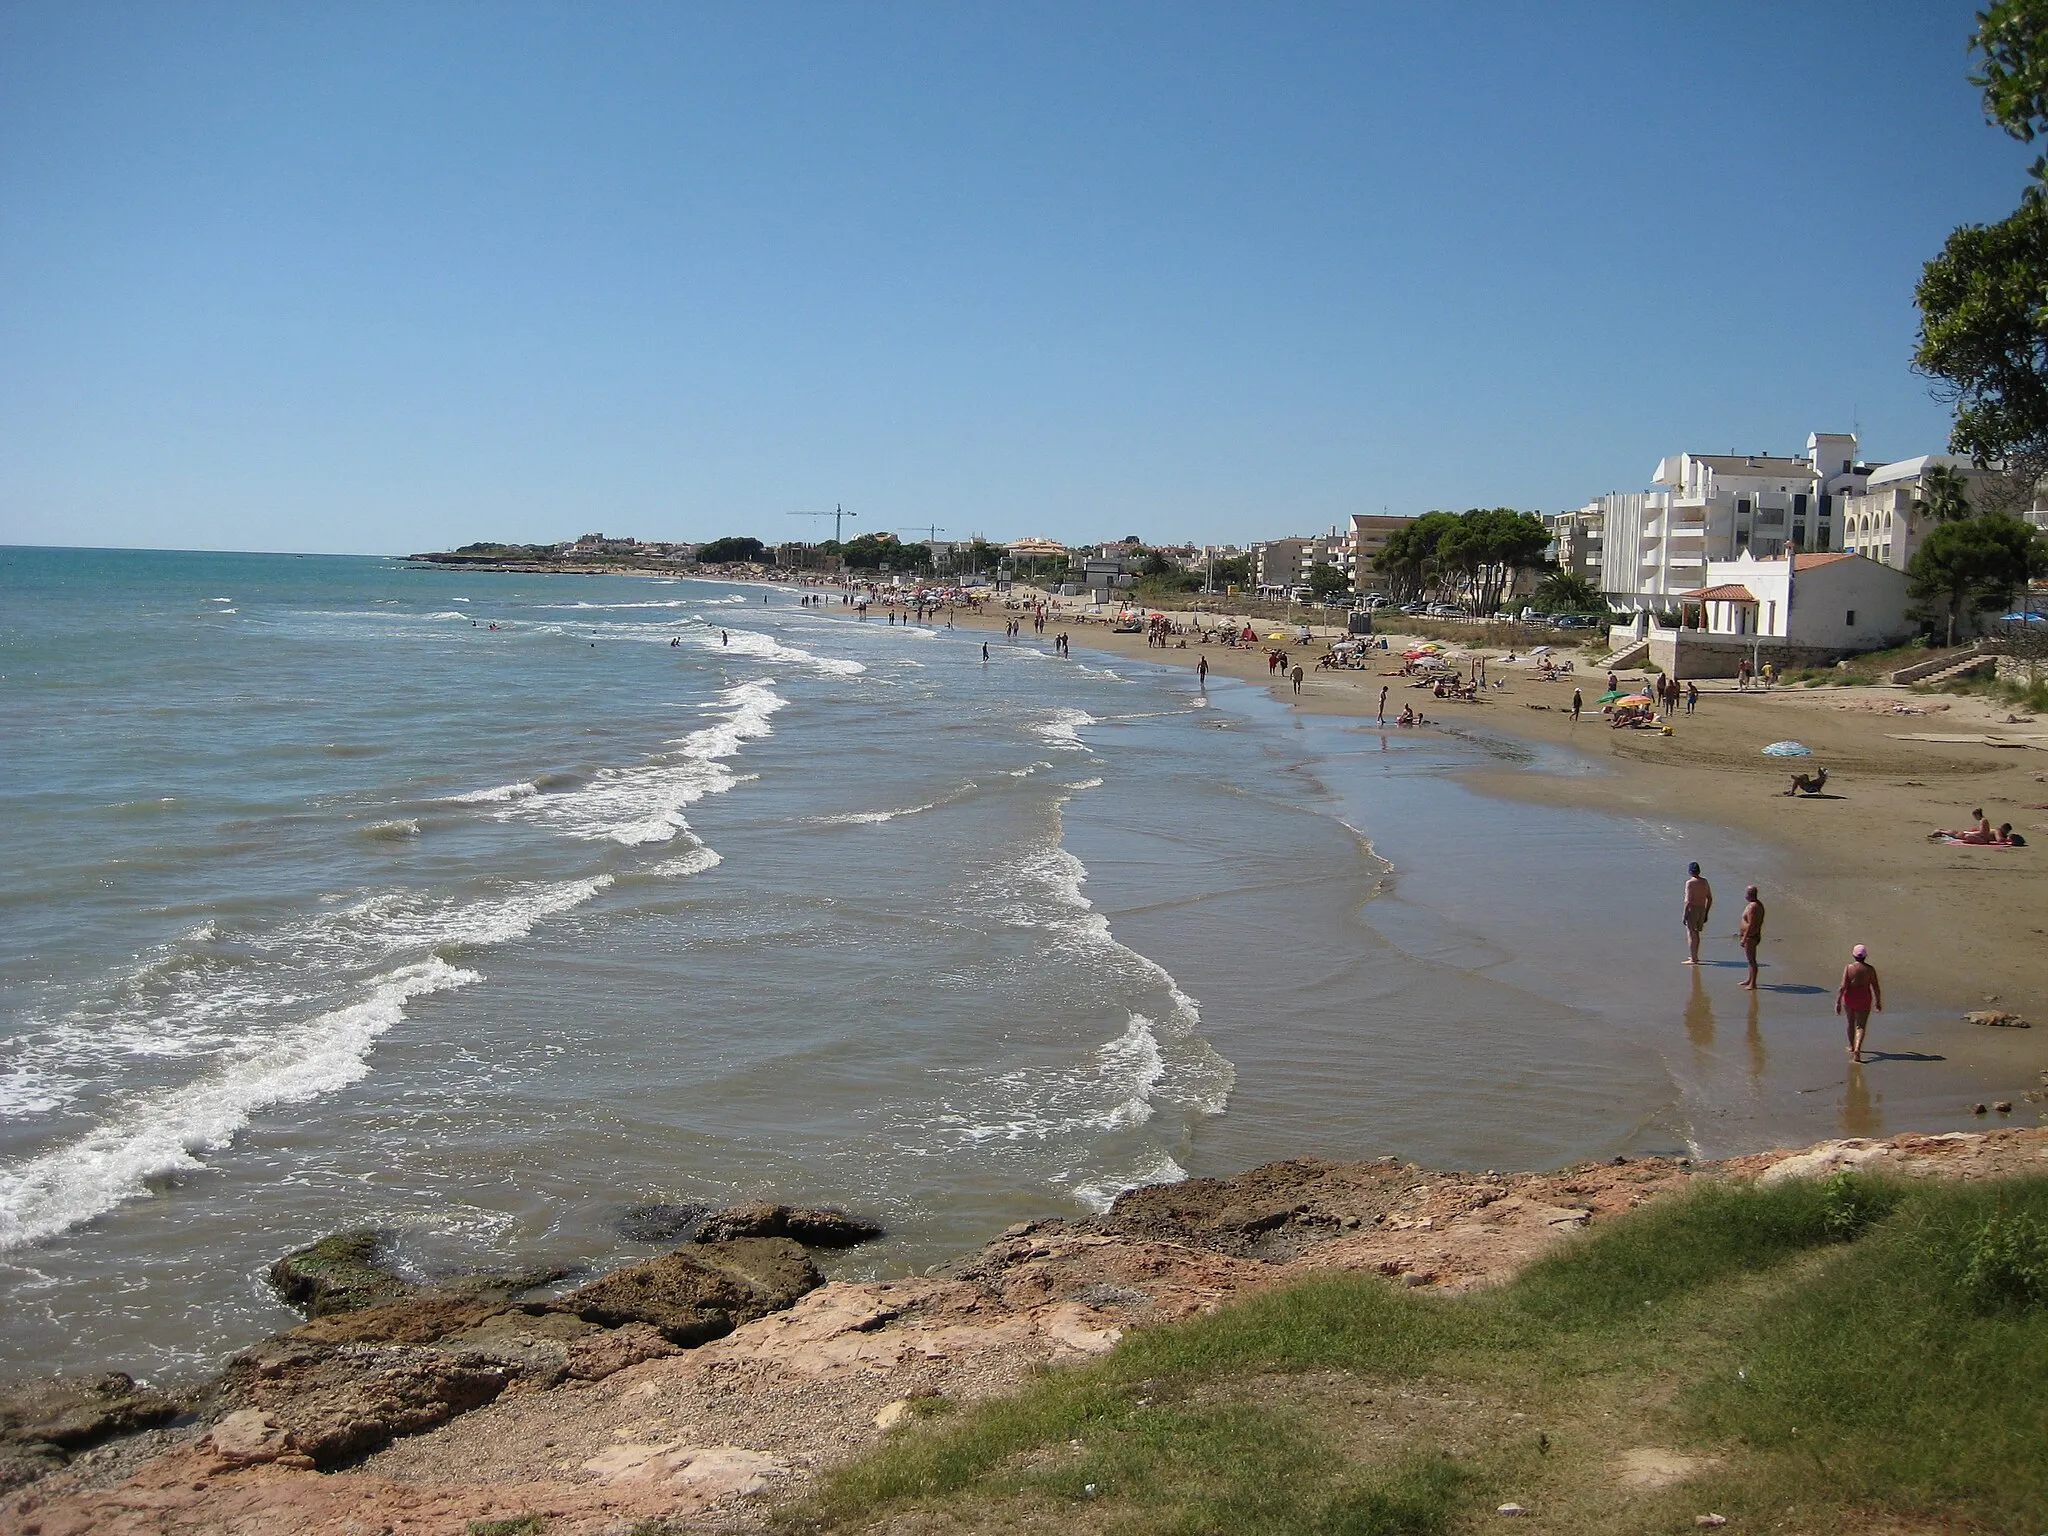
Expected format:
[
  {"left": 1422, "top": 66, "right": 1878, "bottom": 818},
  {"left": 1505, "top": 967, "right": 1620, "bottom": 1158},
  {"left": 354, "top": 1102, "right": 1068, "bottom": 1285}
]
[{"left": 0, "top": 2, "right": 2035, "bottom": 555}]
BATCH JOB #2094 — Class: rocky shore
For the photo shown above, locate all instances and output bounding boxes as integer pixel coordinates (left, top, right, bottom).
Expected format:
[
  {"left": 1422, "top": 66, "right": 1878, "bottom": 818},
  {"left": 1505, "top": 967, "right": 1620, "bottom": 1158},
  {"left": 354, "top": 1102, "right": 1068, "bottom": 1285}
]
[{"left": 5, "top": 1129, "right": 2045, "bottom": 1535}]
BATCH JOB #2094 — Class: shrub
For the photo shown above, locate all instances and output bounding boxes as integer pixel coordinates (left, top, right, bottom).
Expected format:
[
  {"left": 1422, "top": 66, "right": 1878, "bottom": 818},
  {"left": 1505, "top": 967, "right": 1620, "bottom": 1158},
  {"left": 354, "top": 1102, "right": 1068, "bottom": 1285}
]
[{"left": 1960, "top": 1205, "right": 2048, "bottom": 1312}]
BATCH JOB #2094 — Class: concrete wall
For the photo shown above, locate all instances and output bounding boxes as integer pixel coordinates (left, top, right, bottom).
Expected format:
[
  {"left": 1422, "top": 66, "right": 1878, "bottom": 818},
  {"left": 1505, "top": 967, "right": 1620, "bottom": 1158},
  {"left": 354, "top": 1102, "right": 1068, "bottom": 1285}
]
[{"left": 1645, "top": 630, "right": 1860, "bottom": 679}]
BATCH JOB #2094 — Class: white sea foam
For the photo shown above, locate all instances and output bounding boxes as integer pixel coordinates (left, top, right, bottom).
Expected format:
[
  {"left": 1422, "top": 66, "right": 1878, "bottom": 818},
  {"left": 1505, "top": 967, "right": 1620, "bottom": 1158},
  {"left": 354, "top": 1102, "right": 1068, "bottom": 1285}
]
[
  {"left": 683, "top": 624, "right": 864, "bottom": 676},
  {"left": 360, "top": 818, "right": 421, "bottom": 841},
  {"left": 1034, "top": 708, "right": 1095, "bottom": 750},
  {"left": 0, "top": 959, "right": 478, "bottom": 1251},
  {"left": 443, "top": 780, "right": 540, "bottom": 805},
  {"left": 813, "top": 800, "right": 940, "bottom": 826},
  {"left": 1072, "top": 1150, "right": 1189, "bottom": 1214},
  {"left": 499, "top": 680, "right": 785, "bottom": 845},
  {"left": 1063, "top": 777, "right": 1104, "bottom": 791},
  {"left": 649, "top": 845, "right": 723, "bottom": 879}
]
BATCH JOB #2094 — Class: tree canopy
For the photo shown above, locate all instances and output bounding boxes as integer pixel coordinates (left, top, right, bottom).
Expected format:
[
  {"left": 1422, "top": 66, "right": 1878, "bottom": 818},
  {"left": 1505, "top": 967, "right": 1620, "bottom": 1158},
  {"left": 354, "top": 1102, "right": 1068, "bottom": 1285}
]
[
  {"left": 1376, "top": 509, "right": 1551, "bottom": 611},
  {"left": 698, "top": 535, "right": 766, "bottom": 564},
  {"left": 1906, "top": 513, "right": 2043, "bottom": 644},
  {"left": 1915, "top": 0, "right": 2048, "bottom": 487}
]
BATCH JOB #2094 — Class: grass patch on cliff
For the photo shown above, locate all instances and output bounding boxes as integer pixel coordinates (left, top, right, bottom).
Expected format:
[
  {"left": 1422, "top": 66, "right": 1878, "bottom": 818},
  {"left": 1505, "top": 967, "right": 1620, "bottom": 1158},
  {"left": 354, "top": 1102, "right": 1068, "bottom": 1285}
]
[{"left": 787, "top": 1175, "right": 2048, "bottom": 1534}]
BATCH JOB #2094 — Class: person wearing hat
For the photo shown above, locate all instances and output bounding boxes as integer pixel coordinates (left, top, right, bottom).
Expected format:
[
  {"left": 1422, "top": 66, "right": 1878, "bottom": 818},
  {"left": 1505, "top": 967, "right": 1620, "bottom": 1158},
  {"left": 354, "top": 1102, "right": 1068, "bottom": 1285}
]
[{"left": 1836, "top": 945, "right": 1882, "bottom": 1062}]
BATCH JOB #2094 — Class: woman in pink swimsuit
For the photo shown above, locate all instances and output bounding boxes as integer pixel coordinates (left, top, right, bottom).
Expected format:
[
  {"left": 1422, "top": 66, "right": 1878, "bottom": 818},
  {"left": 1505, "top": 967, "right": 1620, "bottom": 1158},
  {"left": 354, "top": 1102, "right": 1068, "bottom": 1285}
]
[{"left": 1836, "top": 944, "right": 1882, "bottom": 1062}]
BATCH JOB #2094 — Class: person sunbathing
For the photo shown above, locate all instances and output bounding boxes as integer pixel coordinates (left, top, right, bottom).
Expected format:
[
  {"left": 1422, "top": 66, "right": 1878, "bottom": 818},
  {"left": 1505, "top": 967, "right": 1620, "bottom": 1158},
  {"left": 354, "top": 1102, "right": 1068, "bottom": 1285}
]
[
  {"left": 1931, "top": 809, "right": 1996, "bottom": 843},
  {"left": 1783, "top": 768, "right": 1829, "bottom": 796}
]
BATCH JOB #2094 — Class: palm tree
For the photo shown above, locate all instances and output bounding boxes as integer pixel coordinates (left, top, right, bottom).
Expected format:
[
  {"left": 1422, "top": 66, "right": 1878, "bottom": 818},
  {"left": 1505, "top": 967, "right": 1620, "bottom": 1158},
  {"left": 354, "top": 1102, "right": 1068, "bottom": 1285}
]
[{"left": 1915, "top": 463, "right": 1974, "bottom": 525}]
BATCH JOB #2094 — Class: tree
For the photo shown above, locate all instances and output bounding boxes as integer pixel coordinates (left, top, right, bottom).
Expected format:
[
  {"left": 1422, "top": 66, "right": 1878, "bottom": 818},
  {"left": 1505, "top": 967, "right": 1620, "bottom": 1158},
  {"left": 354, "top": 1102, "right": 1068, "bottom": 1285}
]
[
  {"left": 1916, "top": 463, "right": 1976, "bottom": 523},
  {"left": 1906, "top": 513, "right": 2043, "bottom": 644},
  {"left": 1306, "top": 562, "right": 1350, "bottom": 601},
  {"left": 1209, "top": 555, "right": 1250, "bottom": 589},
  {"left": 1533, "top": 569, "right": 1604, "bottom": 612},
  {"left": 1972, "top": 0, "right": 2048, "bottom": 182},
  {"left": 698, "top": 535, "right": 766, "bottom": 564},
  {"left": 1915, "top": 1, "right": 2048, "bottom": 488}
]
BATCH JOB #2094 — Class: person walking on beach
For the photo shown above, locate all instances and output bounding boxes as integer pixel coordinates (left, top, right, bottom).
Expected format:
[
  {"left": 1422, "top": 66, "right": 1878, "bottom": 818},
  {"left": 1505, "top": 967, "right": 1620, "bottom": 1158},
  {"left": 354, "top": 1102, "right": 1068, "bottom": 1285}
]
[
  {"left": 1197, "top": 654, "right": 1208, "bottom": 685},
  {"left": 1736, "top": 885, "right": 1765, "bottom": 989},
  {"left": 1685, "top": 680, "right": 1698, "bottom": 715},
  {"left": 1289, "top": 662, "right": 1304, "bottom": 696},
  {"left": 1837, "top": 944, "right": 1881, "bottom": 1061},
  {"left": 1570, "top": 687, "right": 1582, "bottom": 722},
  {"left": 982, "top": 643, "right": 989, "bottom": 663},
  {"left": 1378, "top": 685, "right": 1389, "bottom": 724},
  {"left": 1682, "top": 862, "right": 1712, "bottom": 965}
]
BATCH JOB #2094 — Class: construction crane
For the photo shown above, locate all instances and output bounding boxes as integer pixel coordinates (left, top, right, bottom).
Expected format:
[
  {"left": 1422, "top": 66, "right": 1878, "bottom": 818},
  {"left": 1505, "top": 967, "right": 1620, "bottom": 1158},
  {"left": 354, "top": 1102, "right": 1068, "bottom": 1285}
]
[
  {"left": 897, "top": 524, "right": 946, "bottom": 544},
  {"left": 788, "top": 504, "right": 857, "bottom": 542}
]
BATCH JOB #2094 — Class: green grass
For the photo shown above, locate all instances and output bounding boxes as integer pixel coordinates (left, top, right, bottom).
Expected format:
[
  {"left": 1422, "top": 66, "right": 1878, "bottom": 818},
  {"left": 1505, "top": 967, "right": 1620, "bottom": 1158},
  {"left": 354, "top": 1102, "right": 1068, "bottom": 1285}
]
[
  {"left": 787, "top": 1175, "right": 2048, "bottom": 1535},
  {"left": 466, "top": 1518, "right": 547, "bottom": 1536}
]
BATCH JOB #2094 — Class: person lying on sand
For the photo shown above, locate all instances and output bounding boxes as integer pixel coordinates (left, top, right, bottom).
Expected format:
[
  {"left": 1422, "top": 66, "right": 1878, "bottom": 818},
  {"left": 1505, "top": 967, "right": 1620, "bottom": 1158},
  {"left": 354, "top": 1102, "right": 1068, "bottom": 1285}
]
[
  {"left": 1930, "top": 809, "right": 1996, "bottom": 843},
  {"left": 1783, "top": 768, "right": 1829, "bottom": 796}
]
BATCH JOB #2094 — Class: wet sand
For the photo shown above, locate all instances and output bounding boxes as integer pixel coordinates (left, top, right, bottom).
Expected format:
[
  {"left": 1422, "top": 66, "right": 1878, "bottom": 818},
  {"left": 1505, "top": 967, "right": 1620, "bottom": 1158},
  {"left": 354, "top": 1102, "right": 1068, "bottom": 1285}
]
[{"left": 824, "top": 587, "right": 2047, "bottom": 1145}]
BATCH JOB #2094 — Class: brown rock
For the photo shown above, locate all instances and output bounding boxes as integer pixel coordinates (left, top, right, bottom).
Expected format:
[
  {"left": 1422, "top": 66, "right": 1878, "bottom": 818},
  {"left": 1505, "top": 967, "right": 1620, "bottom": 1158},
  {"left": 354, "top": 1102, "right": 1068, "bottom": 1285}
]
[
  {"left": 1965, "top": 1010, "right": 2030, "bottom": 1029},
  {"left": 217, "top": 1344, "right": 510, "bottom": 1468},
  {"left": 267, "top": 1229, "right": 413, "bottom": 1317},
  {"left": 693, "top": 1202, "right": 885, "bottom": 1248},
  {"left": 201, "top": 1409, "right": 290, "bottom": 1467},
  {"left": 566, "top": 1322, "right": 681, "bottom": 1381},
  {"left": 286, "top": 1294, "right": 511, "bottom": 1348},
  {"left": 0, "top": 1371, "right": 181, "bottom": 1453},
  {"left": 555, "top": 1237, "right": 822, "bottom": 1345}
]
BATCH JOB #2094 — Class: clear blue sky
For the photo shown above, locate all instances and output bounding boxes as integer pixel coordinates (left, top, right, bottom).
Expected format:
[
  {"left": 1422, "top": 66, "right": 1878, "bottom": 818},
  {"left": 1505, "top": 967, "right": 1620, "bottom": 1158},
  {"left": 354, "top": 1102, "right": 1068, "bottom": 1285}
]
[{"left": 0, "top": 2, "right": 2032, "bottom": 554}]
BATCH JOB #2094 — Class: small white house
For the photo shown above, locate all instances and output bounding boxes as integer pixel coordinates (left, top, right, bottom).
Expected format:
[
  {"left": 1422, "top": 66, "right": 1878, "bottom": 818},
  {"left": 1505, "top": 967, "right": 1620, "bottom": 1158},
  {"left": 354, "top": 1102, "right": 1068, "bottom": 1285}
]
[
  {"left": 1678, "top": 551, "right": 1911, "bottom": 648},
  {"left": 1647, "top": 551, "right": 1912, "bottom": 676}
]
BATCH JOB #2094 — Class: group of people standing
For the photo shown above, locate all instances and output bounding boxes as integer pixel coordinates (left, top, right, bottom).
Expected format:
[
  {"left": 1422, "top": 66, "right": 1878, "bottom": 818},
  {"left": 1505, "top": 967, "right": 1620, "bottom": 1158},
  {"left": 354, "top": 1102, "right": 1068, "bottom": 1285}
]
[{"left": 1683, "top": 861, "right": 1882, "bottom": 1062}]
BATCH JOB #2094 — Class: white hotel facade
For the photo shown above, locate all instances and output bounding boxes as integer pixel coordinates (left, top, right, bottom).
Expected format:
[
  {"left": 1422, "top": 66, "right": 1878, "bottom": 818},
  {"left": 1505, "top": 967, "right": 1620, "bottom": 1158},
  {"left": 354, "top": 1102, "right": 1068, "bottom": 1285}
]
[{"left": 1555, "top": 431, "right": 1868, "bottom": 617}]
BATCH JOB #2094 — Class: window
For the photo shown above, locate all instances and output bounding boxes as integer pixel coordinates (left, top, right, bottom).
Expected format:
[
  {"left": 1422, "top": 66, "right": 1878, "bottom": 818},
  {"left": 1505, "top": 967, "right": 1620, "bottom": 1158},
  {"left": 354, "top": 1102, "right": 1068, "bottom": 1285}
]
[
  {"left": 1820, "top": 493, "right": 1832, "bottom": 516},
  {"left": 1793, "top": 493, "right": 1808, "bottom": 518},
  {"left": 1737, "top": 498, "right": 1751, "bottom": 518},
  {"left": 1846, "top": 609, "right": 1856, "bottom": 626}
]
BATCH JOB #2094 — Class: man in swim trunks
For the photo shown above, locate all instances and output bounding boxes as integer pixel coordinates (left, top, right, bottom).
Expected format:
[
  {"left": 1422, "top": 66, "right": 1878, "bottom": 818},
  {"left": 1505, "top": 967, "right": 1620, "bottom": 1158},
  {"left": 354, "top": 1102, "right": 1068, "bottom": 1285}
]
[
  {"left": 1682, "top": 862, "right": 1712, "bottom": 965},
  {"left": 1837, "top": 944, "right": 1881, "bottom": 1062},
  {"left": 1736, "top": 885, "right": 1765, "bottom": 989}
]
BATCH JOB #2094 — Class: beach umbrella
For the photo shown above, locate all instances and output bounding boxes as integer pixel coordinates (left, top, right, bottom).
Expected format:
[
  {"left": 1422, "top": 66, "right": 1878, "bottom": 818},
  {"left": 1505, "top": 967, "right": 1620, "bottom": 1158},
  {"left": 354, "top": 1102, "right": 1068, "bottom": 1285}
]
[
  {"left": 1530, "top": 644, "right": 1552, "bottom": 655},
  {"left": 1597, "top": 688, "right": 1627, "bottom": 703},
  {"left": 1616, "top": 694, "right": 1653, "bottom": 706},
  {"left": 1762, "top": 740, "right": 1812, "bottom": 757}
]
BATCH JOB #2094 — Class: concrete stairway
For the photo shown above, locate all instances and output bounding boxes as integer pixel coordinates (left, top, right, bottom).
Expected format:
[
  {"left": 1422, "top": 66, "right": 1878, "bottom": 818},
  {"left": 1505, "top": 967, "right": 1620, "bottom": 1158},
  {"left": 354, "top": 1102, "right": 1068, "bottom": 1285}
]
[
  {"left": 1596, "top": 637, "right": 1651, "bottom": 671},
  {"left": 1890, "top": 643, "right": 1992, "bottom": 687}
]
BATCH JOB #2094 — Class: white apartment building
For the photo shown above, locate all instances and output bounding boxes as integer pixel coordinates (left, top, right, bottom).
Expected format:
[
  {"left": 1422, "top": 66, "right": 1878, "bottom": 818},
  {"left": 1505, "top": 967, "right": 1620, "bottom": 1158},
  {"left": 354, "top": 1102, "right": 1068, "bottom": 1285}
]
[
  {"left": 1591, "top": 431, "right": 1865, "bottom": 616},
  {"left": 1837, "top": 456, "right": 2004, "bottom": 569}
]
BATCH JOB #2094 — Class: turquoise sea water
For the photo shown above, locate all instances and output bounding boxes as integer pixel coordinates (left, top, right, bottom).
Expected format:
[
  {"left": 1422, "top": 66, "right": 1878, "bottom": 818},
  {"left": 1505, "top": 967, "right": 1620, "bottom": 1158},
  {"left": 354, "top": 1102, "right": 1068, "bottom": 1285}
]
[{"left": 0, "top": 547, "right": 1997, "bottom": 1381}]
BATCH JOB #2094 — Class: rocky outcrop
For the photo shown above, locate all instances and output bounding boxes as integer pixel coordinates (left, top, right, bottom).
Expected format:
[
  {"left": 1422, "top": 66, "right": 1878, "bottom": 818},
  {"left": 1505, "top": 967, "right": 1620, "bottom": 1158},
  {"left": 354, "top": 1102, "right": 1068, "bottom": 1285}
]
[
  {"left": 613, "top": 1200, "right": 713, "bottom": 1242},
  {"left": 267, "top": 1230, "right": 413, "bottom": 1317},
  {"left": 214, "top": 1342, "right": 512, "bottom": 1468},
  {"left": 554, "top": 1237, "right": 823, "bottom": 1344},
  {"left": 0, "top": 1373, "right": 182, "bottom": 1491},
  {"left": 11, "top": 1130, "right": 2048, "bottom": 1535},
  {"left": 693, "top": 1202, "right": 886, "bottom": 1248}
]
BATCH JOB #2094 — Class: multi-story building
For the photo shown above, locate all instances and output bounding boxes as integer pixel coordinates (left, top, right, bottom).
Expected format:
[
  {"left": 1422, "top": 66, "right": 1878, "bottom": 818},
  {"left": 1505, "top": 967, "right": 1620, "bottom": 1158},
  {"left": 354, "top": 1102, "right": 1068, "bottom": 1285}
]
[
  {"left": 1592, "top": 431, "right": 1866, "bottom": 616},
  {"left": 1545, "top": 507, "right": 1604, "bottom": 583},
  {"left": 1837, "top": 456, "right": 2004, "bottom": 570},
  {"left": 1346, "top": 514, "right": 1414, "bottom": 592},
  {"left": 1253, "top": 533, "right": 1348, "bottom": 594}
]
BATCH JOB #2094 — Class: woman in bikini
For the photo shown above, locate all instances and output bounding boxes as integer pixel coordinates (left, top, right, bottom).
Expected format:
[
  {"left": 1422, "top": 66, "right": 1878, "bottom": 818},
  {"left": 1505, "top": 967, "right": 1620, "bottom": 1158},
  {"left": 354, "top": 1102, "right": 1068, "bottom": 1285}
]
[{"left": 1836, "top": 944, "right": 1881, "bottom": 1062}]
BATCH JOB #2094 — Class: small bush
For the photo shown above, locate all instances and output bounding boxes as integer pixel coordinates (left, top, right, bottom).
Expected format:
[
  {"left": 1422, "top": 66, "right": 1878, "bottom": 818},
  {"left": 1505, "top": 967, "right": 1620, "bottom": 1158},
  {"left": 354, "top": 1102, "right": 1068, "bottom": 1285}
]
[
  {"left": 1818, "top": 1171, "right": 1888, "bottom": 1242},
  {"left": 467, "top": 1518, "right": 546, "bottom": 1536},
  {"left": 1960, "top": 1205, "right": 2048, "bottom": 1313}
]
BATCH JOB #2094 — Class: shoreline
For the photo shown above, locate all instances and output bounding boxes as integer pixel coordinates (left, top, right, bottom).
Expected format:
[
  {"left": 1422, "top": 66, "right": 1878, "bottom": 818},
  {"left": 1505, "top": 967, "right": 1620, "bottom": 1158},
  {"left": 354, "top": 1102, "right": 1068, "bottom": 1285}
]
[
  {"left": 7, "top": 1126, "right": 2044, "bottom": 1532},
  {"left": 847, "top": 582, "right": 2047, "bottom": 1025}
]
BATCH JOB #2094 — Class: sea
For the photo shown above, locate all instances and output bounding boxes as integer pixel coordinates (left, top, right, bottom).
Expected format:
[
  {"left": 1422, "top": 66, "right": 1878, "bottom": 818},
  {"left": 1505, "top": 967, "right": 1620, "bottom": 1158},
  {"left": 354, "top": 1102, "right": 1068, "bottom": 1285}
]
[{"left": 0, "top": 547, "right": 1990, "bottom": 1382}]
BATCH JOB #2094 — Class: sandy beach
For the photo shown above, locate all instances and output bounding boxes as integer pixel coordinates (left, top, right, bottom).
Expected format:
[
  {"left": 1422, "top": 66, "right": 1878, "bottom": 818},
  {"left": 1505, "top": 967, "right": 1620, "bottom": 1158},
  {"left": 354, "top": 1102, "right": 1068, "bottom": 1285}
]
[{"left": 862, "top": 586, "right": 2046, "bottom": 1031}]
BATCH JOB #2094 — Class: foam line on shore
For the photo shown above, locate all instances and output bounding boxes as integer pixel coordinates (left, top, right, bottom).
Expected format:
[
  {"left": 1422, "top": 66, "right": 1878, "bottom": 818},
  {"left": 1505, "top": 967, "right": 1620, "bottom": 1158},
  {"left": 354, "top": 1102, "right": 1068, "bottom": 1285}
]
[{"left": 0, "top": 959, "right": 479, "bottom": 1251}]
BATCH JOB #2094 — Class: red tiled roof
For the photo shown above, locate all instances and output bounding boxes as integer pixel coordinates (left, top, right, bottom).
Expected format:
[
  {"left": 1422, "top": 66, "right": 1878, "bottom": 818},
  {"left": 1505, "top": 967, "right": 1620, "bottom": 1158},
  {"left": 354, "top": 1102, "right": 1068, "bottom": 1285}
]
[{"left": 1679, "top": 583, "right": 1758, "bottom": 601}]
